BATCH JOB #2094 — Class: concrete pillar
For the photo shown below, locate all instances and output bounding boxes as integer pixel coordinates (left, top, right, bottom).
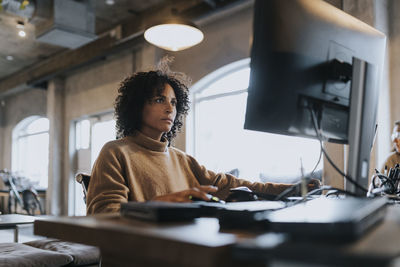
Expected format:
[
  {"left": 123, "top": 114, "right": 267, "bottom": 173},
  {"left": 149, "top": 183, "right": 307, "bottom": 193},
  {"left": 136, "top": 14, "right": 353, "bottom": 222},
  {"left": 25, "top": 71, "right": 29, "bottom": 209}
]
[
  {"left": 0, "top": 99, "right": 4, "bottom": 170},
  {"left": 134, "top": 42, "right": 164, "bottom": 72},
  {"left": 47, "top": 79, "right": 65, "bottom": 215},
  {"left": 388, "top": 0, "right": 400, "bottom": 134},
  {"left": 323, "top": 143, "right": 345, "bottom": 189},
  {"left": 374, "top": 0, "right": 391, "bottom": 170}
]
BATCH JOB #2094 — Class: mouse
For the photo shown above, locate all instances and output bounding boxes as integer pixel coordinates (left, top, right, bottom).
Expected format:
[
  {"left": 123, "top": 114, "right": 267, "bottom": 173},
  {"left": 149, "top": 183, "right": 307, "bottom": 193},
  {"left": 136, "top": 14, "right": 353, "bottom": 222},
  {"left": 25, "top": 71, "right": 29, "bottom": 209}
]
[
  {"left": 225, "top": 186, "right": 258, "bottom": 202},
  {"left": 189, "top": 194, "right": 225, "bottom": 204}
]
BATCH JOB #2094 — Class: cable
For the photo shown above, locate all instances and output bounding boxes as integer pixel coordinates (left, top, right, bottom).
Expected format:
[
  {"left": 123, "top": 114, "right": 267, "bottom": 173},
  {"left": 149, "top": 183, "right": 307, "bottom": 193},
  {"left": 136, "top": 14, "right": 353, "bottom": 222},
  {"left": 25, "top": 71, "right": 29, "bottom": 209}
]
[
  {"left": 308, "top": 107, "right": 368, "bottom": 194},
  {"left": 324, "top": 187, "right": 360, "bottom": 197},
  {"left": 289, "top": 185, "right": 360, "bottom": 206},
  {"left": 274, "top": 183, "right": 299, "bottom": 201},
  {"left": 274, "top": 128, "right": 323, "bottom": 201},
  {"left": 310, "top": 143, "right": 323, "bottom": 179}
]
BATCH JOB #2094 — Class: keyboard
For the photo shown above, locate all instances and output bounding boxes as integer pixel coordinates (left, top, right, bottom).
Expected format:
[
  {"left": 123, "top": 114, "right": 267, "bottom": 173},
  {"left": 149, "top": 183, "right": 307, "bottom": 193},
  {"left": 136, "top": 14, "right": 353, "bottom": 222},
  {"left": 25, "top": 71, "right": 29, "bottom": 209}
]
[{"left": 120, "top": 200, "right": 286, "bottom": 222}]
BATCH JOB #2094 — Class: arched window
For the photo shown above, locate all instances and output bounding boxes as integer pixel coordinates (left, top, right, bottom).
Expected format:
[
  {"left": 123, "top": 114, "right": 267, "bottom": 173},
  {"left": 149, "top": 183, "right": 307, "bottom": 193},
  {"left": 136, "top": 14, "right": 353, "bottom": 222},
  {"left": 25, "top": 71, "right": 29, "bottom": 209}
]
[
  {"left": 12, "top": 116, "right": 49, "bottom": 188},
  {"left": 187, "top": 59, "right": 322, "bottom": 183}
]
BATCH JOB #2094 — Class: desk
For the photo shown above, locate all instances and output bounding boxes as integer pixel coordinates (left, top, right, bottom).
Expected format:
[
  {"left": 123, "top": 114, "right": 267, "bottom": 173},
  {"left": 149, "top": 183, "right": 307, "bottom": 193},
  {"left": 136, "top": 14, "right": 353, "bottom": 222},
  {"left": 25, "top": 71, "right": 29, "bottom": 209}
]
[
  {"left": 34, "top": 206, "right": 400, "bottom": 267},
  {"left": 235, "top": 205, "right": 400, "bottom": 266},
  {"left": 0, "top": 214, "right": 36, "bottom": 242},
  {"left": 34, "top": 214, "right": 260, "bottom": 267}
]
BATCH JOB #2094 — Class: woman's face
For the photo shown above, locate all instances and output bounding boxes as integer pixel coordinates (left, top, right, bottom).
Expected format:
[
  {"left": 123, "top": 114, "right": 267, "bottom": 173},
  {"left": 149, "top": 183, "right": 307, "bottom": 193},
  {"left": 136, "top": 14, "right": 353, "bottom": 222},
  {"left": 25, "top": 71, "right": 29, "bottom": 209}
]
[
  {"left": 393, "top": 125, "right": 400, "bottom": 153},
  {"left": 140, "top": 83, "right": 177, "bottom": 140}
]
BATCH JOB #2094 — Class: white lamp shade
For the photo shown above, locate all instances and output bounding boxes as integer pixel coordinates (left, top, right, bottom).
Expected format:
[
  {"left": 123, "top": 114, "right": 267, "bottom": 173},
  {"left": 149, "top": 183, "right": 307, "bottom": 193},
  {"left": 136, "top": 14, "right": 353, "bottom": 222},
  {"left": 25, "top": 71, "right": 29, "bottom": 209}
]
[{"left": 144, "top": 23, "right": 204, "bottom": 51}]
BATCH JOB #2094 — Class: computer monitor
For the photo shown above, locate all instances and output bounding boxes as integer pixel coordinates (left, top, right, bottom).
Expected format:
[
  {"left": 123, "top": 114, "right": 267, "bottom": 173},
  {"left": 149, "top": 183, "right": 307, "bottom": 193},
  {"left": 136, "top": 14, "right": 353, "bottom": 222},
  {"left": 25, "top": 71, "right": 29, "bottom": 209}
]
[{"left": 244, "top": 0, "right": 386, "bottom": 195}]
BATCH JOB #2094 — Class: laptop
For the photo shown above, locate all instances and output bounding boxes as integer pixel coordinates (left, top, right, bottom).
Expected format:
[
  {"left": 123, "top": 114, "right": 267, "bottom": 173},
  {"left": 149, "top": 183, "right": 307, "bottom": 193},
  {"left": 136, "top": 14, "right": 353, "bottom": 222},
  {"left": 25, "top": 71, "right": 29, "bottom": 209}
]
[{"left": 260, "top": 196, "right": 388, "bottom": 241}]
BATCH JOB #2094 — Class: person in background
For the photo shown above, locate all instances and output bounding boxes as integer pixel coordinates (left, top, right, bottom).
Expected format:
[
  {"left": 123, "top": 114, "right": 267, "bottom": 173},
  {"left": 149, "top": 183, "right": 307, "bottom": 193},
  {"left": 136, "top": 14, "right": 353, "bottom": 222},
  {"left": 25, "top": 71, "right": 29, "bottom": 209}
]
[
  {"left": 86, "top": 62, "right": 318, "bottom": 214},
  {"left": 381, "top": 121, "right": 400, "bottom": 173}
]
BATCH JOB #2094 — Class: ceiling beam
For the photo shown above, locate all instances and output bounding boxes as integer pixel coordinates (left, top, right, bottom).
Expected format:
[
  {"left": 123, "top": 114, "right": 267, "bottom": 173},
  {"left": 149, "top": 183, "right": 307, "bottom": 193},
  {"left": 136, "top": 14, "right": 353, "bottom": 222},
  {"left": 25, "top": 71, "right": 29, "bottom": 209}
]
[
  {"left": 0, "top": 0, "right": 203, "bottom": 96},
  {"left": 0, "top": 0, "right": 247, "bottom": 97}
]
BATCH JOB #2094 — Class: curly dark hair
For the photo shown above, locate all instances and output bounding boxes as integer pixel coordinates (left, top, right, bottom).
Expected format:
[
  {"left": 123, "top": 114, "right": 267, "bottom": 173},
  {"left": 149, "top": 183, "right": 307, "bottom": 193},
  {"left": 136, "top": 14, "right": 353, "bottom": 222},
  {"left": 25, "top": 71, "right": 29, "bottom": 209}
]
[{"left": 114, "top": 70, "right": 190, "bottom": 143}]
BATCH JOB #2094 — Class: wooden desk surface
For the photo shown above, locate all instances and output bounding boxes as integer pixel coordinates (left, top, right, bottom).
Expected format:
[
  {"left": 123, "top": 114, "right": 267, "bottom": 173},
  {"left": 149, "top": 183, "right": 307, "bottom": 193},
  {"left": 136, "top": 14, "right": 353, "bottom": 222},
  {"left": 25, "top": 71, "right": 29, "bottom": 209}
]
[
  {"left": 34, "top": 215, "right": 256, "bottom": 267},
  {"left": 0, "top": 214, "right": 35, "bottom": 228},
  {"left": 234, "top": 205, "right": 400, "bottom": 266},
  {"left": 34, "top": 206, "right": 400, "bottom": 267}
]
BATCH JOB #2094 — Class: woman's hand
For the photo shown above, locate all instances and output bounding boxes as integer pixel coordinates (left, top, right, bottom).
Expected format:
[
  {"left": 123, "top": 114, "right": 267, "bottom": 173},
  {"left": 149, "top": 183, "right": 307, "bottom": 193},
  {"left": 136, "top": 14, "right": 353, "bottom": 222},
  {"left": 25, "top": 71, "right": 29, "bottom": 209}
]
[{"left": 153, "top": 185, "right": 218, "bottom": 203}]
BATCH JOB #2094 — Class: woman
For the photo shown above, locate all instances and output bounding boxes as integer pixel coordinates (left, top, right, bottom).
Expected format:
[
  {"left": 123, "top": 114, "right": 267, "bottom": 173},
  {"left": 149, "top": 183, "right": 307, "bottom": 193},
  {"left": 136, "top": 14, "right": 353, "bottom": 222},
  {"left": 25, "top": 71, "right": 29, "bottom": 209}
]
[
  {"left": 86, "top": 69, "right": 295, "bottom": 214},
  {"left": 381, "top": 121, "right": 400, "bottom": 173}
]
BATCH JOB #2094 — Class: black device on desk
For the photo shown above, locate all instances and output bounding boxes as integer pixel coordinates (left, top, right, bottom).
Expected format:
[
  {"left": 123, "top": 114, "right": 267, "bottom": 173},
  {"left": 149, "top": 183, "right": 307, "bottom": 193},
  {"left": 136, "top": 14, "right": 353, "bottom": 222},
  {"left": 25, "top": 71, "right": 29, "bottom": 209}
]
[
  {"left": 261, "top": 196, "right": 388, "bottom": 241},
  {"left": 120, "top": 200, "right": 286, "bottom": 222},
  {"left": 120, "top": 201, "right": 203, "bottom": 222},
  {"left": 225, "top": 186, "right": 259, "bottom": 202},
  {"left": 232, "top": 197, "right": 389, "bottom": 267}
]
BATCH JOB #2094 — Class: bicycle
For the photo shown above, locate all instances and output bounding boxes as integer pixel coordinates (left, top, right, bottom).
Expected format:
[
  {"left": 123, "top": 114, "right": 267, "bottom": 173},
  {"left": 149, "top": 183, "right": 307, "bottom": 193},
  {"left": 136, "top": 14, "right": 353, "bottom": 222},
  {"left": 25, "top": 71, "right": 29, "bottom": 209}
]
[{"left": 0, "top": 169, "right": 43, "bottom": 215}]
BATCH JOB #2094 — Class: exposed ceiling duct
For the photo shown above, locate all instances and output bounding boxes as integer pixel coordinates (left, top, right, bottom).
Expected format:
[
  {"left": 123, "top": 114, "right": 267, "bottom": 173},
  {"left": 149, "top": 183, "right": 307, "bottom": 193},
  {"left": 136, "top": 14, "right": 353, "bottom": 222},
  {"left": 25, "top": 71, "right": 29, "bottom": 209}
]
[
  {"left": 36, "top": 0, "right": 97, "bottom": 49},
  {"left": 0, "top": 0, "right": 250, "bottom": 97}
]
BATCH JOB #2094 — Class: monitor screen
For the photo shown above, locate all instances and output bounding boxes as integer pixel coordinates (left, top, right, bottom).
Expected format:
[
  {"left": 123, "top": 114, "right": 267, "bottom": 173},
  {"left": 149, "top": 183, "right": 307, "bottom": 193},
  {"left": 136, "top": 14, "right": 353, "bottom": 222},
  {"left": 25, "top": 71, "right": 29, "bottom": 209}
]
[{"left": 244, "top": 0, "right": 386, "bottom": 195}]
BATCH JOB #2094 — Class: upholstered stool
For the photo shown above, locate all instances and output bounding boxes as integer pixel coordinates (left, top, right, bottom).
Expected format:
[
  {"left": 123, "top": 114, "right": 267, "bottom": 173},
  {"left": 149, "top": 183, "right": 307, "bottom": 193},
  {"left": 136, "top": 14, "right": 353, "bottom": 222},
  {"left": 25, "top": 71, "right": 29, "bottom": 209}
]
[
  {"left": 0, "top": 242, "right": 73, "bottom": 267},
  {"left": 25, "top": 238, "right": 100, "bottom": 267}
]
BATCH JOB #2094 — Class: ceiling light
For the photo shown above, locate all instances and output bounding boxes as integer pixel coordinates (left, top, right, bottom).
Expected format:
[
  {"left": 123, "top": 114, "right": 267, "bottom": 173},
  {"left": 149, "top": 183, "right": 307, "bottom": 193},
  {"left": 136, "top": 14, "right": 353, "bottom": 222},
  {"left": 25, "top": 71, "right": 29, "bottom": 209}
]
[
  {"left": 144, "top": 21, "right": 204, "bottom": 51},
  {"left": 105, "top": 0, "right": 115, "bottom": 5},
  {"left": 6, "top": 55, "right": 14, "bottom": 61},
  {"left": 18, "top": 30, "right": 26, "bottom": 37}
]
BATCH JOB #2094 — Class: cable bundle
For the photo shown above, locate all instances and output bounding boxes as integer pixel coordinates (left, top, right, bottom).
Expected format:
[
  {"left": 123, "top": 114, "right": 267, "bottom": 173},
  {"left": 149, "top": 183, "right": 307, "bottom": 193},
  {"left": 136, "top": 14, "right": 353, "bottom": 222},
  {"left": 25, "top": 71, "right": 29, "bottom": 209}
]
[{"left": 368, "top": 164, "right": 400, "bottom": 197}]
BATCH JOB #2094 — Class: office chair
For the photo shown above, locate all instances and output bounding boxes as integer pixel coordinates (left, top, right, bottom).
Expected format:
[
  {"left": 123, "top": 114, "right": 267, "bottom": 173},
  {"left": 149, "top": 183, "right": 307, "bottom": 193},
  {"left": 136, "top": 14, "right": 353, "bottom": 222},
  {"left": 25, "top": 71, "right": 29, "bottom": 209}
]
[{"left": 75, "top": 173, "right": 91, "bottom": 204}]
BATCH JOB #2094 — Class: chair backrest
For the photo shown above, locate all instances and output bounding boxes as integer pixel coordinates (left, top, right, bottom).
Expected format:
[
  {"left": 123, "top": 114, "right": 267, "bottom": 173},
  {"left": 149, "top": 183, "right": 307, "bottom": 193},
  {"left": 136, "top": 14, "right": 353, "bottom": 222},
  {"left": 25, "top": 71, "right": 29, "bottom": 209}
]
[{"left": 75, "top": 173, "right": 91, "bottom": 204}]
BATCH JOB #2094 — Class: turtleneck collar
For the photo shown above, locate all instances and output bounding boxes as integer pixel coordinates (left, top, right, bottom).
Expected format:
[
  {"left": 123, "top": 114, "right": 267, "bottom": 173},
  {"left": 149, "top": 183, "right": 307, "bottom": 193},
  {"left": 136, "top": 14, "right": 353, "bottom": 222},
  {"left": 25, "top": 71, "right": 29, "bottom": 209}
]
[{"left": 128, "top": 131, "right": 169, "bottom": 152}]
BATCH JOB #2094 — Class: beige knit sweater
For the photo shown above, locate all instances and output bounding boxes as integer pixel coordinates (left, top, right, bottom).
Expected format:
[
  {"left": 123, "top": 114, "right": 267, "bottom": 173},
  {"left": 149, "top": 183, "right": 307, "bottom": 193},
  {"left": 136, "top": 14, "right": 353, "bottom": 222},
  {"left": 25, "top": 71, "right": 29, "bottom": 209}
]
[
  {"left": 86, "top": 131, "right": 291, "bottom": 214},
  {"left": 381, "top": 152, "right": 400, "bottom": 173}
]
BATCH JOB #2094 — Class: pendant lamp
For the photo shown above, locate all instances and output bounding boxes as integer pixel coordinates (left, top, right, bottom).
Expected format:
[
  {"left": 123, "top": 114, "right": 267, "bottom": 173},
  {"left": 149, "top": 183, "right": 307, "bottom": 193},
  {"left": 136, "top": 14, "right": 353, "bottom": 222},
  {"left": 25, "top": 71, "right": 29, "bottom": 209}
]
[{"left": 144, "top": 20, "right": 204, "bottom": 51}]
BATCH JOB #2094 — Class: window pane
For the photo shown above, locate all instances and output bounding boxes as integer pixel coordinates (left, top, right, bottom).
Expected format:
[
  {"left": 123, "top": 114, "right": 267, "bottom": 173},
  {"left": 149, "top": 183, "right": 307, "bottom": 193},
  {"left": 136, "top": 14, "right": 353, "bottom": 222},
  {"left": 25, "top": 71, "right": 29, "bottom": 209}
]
[
  {"left": 193, "top": 63, "right": 322, "bottom": 184},
  {"left": 76, "top": 119, "right": 90, "bottom": 150},
  {"left": 195, "top": 93, "right": 247, "bottom": 173},
  {"left": 196, "top": 68, "right": 250, "bottom": 99},
  {"left": 12, "top": 117, "right": 49, "bottom": 189},
  {"left": 25, "top": 118, "right": 49, "bottom": 134},
  {"left": 91, "top": 120, "right": 116, "bottom": 168},
  {"left": 15, "top": 133, "right": 49, "bottom": 188},
  {"left": 75, "top": 179, "right": 86, "bottom": 216},
  {"left": 73, "top": 117, "right": 116, "bottom": 216}
]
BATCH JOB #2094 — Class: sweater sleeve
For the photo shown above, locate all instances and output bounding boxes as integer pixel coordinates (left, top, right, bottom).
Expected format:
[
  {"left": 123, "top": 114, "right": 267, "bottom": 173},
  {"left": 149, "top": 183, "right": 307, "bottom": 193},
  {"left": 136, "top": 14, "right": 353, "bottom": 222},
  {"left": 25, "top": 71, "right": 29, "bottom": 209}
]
[
  {"left": 86, "top": 143, "right": 129, "bottom": 214},
  {"left": 187, "top": 155, "right": 292, "bottom": 200}
]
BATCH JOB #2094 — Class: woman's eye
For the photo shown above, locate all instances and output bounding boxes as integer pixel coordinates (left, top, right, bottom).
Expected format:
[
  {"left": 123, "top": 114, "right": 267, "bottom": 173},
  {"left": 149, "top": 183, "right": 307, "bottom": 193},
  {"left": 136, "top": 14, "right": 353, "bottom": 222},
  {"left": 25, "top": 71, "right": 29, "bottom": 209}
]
[
  {"left": 171, "top": 100, "right": 177, "bottom": 106},
  {"left": 155, "top": 98, "right": 164, "bottom": 103}
]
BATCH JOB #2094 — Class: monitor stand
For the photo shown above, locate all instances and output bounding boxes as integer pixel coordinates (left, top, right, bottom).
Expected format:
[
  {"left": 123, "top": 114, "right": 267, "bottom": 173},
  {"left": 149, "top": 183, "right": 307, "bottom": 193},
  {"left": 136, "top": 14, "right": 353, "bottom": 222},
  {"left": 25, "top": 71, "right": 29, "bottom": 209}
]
[{"left": 346, "top": 57, "right": 378, "bottom": 196}]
